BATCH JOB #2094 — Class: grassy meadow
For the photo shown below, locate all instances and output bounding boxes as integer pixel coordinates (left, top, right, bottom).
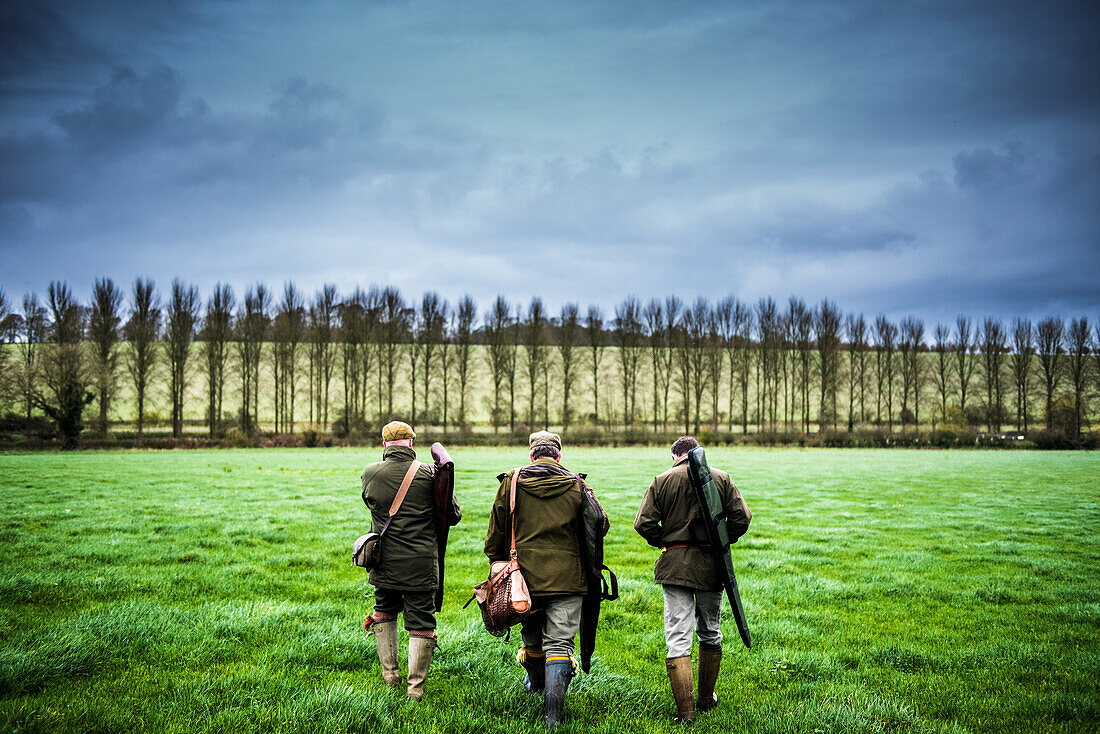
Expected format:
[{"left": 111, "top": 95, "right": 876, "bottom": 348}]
[{"left": 0, "top": 448, "right": 1097, "bottom": 733}]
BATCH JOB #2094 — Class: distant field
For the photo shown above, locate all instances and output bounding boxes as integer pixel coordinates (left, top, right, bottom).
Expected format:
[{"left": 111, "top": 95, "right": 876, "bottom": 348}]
[{"left": 0, "top": 448, "right": 1097, "bottom": 733}]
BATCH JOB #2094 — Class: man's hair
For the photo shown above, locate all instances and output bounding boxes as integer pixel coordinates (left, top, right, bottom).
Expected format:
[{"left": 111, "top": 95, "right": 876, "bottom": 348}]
[
  {"left": 530, "top": 444, "right": 561, "bottom": 461},
  {"left": 671, "top": 436, "right": 699, "bottom": 457}
]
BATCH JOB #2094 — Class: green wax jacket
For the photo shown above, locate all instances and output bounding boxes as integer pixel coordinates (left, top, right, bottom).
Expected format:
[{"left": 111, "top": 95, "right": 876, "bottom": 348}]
[
  {"left": 484, "top": 457, "right": 593, "bottom": 596},
  {"left": 633, "top": 456, "right": 751, "bottom": 590},
  {"left": 361, "top": 445, "right": 438, "bottom": 591}
]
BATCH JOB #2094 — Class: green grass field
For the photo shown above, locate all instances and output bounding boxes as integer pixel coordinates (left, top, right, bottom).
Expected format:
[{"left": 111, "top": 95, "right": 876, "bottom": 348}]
[{"left": 0, "top": 448, "right": 1097, "bottom": 733}]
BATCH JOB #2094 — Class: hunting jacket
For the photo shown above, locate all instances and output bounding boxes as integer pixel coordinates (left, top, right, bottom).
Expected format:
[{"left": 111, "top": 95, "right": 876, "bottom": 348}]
[
  {"left": 484, "top": 457, "right": 593, "bottom": 596},
  {"left": 634, "top": 456, "right": 751, "bottom": 590},
  {"left": 361, "top": 445, "right": 439, "bottom": 591}
]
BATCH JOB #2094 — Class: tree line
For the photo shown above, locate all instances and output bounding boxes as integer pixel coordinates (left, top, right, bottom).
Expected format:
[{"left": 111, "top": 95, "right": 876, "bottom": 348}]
[{"left": 0, "top": 280, "right": 1097, "bottom": 448}]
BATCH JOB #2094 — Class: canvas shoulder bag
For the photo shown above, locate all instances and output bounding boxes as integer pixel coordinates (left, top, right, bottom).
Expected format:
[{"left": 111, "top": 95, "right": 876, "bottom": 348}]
[{"left": 352, "top": 461, "right": 422, "bottom": 570}]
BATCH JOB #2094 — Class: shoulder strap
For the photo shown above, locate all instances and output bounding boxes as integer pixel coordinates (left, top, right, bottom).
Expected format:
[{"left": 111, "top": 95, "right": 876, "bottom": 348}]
[
  {"left": 509, "top": 467, "right": 523, "bottom": 558},
  {"left": 388, "top": 461, "right": 422, "bottom": 517}
]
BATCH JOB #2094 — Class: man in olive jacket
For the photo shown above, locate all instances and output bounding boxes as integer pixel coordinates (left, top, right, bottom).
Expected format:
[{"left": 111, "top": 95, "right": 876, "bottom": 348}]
[
  {"left": 484, "top": 431, "right": 601, "bottom": 729},
  {"left": 633, "top": 436, "right": 751, "bottom": 723},
  {"left": 362, "top": 421, "right": 461, "bottom": 700}
]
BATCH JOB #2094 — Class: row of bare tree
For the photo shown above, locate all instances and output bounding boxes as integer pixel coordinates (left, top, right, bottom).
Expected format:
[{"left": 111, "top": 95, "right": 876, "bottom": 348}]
[{"left": 1, "top": 280, "right": 1097, "bottom": 446}]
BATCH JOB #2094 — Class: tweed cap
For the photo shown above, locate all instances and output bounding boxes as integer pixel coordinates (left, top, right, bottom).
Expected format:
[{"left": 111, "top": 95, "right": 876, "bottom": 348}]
[
  {"left": 381, "top": 421, "right": 416, "bottom": 441},
  {"left": 528, "top": 430, "right": 562, "bottom": 452}
]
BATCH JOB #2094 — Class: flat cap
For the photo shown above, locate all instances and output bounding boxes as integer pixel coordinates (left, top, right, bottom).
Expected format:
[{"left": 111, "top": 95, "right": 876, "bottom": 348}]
[
  {"left": 382, "top": 421, "right": 416, "bottom": 441},
  {"left": 528, "top": 430, "right": 562, "bottom": 452}
]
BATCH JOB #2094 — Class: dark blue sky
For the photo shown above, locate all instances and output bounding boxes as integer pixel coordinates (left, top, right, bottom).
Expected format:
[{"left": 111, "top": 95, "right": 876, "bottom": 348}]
[{"left": 2, "top": 0, "right": 1098, "bottom": 326}]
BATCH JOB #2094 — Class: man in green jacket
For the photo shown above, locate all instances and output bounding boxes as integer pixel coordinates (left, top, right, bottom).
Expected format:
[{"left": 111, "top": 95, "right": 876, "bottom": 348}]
[
  {"left": 633, "top": 436, "right": 751, "bottom": 723},
  {"left": 484, "top": 431, "right": 601, "bottom": 729},
  {"left": 362, "top": 420, "right": 460, "bottom": 700}
]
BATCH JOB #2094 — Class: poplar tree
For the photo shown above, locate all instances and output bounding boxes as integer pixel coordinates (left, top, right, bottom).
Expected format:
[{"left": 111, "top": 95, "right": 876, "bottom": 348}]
[
  {"left": 1009, "top": 318, "right": 1034, "bottom": 432},
  {"left": 126, "top": 278, "right": 160, "bottom": 435},
  {"left": 454, "top": 295, "right": 476, "bottom": 429},
  {"left": 1035, "top": 317, "right": 1063, "bottom": 431},
  {"left": 88, "top": 278, "right": 122, "bottom": 437},
  {"left": 559, "top": 302, "right": 580, "bottom": 431},
  {"left": 165, "top": 279, "right": 199, "bottom": 438},
  {"left": 202, "top": 284, "right": 234, "bottom": 438}
]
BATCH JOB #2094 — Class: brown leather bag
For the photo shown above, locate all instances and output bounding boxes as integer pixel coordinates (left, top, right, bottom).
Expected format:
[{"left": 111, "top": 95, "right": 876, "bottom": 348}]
[
  {"left": 353, "top": 461, "right": 421, "bottom": 570},
  {"left": 470, "top": 467, "right": 533, "bottom": 636}
]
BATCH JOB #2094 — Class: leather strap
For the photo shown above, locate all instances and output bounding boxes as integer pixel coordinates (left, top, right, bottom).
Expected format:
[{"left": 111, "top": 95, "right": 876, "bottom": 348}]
[
  {"left": 379, "top": 461, "right": 421, "bottom": 534},
  {"left": 509, "top": 467, "right": 522, "bottom": 558},
  {"left": 389, "top": 461, "right": 422, "bottom": 515}
]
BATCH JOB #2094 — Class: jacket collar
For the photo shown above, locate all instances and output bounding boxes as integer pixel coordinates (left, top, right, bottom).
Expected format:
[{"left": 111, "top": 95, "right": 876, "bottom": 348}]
[
  {"left": 383, "top": 445, "right": 417, "bottom": 462},
  {"left": 673, "top": 454, "right": 689, "bottom": 467}
]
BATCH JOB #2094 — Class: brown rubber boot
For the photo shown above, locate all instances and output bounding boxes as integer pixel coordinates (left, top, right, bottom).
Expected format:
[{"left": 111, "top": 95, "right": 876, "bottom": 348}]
[
  {"left": 666, "top": 655, "right": 695, "bottom": 724},
  {"left": 696, "top": 646, "right": 722, "bottom": 712},
  {"left": 373, "top": 620, "right": 401, "bottom": 687},
  {"left": 406, "top": 633, "right": 436, "bottom": 700}
]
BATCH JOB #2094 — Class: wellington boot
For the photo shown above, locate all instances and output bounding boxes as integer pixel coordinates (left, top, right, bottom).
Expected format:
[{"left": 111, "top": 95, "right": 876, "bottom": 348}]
[
  {"left": 696, "top": 647, "right": 722, "bottom": 712},
  {"left": 518, "top": 648, "right": 546, "bottom": 692},
  {"left": 373, "top": 621, "right": 401, "bottom": 688},
  {"left": 544, "top": 658, "right": 575, "bottom": 729},
  {"left": 406, "top": 634, "right": 436, "bottom": 700},
  {"left": 666, "top": 655, "right": 695, "bottom": 724}
]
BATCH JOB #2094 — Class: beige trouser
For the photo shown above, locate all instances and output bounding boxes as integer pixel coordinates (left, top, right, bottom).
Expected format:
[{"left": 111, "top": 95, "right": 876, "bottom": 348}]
[{"left": 663, "top": 585, "right": 722, "bottom": 658}]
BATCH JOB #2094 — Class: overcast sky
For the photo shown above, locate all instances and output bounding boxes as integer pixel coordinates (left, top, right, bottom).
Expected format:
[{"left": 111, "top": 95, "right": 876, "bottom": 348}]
[{"left": 2, "top": 0, "right": 1098, "bottom": 327}]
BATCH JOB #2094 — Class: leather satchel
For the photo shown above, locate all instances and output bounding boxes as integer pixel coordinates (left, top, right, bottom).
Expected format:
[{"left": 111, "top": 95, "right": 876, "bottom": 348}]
[
  {"left": 353, "top": 461, "right": 421, "bottom": 570},
  {"left": 471, "top": 467, "right": 533, "bottom": 636}
]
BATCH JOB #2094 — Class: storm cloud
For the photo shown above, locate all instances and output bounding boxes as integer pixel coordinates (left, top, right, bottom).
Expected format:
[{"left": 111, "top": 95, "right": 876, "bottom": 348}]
[{"left": 1, "top": 0, "right": 1098, "bottom": 326}]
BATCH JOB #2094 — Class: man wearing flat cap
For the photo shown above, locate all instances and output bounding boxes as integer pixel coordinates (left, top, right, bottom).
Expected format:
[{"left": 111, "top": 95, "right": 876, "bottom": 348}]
[
  {"left": 484, "top": 431, "right": 605, "bottom": 729},
  {"left": 361, "top": 421, "right": 460, "bottom": 700}
]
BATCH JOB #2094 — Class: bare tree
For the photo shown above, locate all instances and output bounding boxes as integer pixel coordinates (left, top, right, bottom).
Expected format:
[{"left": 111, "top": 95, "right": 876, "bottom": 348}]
[
  {"left": 88, "top": 278, "right": 123, "bottom": 437},
  {"left": 237, "top": 283, "right": 270, "bottom": 435},
  {"left": 308, "top": 284, "right": 338, "bottom": 428},
  {"left": 586, "top": 306, "right": 606, "bottom": 429},
  {"left": 0, "top": 290, "right": 8, "bottom": 411},
  {"left": 484, "top": 296, "right": 513, "bottom": 432},
  {"left": 559, "top": 302, "right": 580, "bottom": 431},
  {"left": 438, "top": 299, "right": 453, "bottom": 431},
  {"left": 522, "top": 297, "right": 548, "bottom": 427},
  {"left": 338, "top": 291, "right": 369, "bottom": 428},
  {"left": 678, "top": 298, "right": 710, "bottom": 434},
  {"left": 418, "top": 292, "right": 446, "bottom": 424},
  {"left": 977, "top": 317, "right": 1007, "bottom": 432},
  {"left": 790, "top": 298, "right": 813, "bottom": 432},
  {"left": 846, "top": 313, "right": 868, "bottom": 431},
  {"left": 662, "top": 296, "right": 682, "bottom": 430},
  {"left": 615, "top": 296, "right": 644, "bottom": 429},
  {"left": 716, "top": 296, "right": 738, "bottom": 432},
  {"left": 271, "top": 283, "right": 305, "bottom": 434},
  {"left": 507, "top": 304, "right": 521, "bottom": 430},
  {"left": 1066, "top": 317, "right": 1090, "bottom": 436},
  {"left": 17, "top": 294, "right": 47, "bottom": 419},
  {"left": 455, "top": 295, "right": 476, "bottom": 429},
  {"left": 378, "top": 287, "right": 406, "bottom": 418},
  {"left": 1035, "top": 317, "right": 1063, "bottom": 431},
  {"left": 126, "top": 278, "right": 160, "bottom": 435},
  {"left": 644, "top": 299, "right": 666, "bottom": 432},
  {"left": 1009, "top": 318, "right": 1034, "bottom": 432},
  {"left": 165, "top": 279, "right": 200, "bottom": 438},
  {"left": 202, "top": 283, "right": 234, "bottom": 438},
  {"left": 953, "top": 316, "right": 976, "bottom": 416},
  {"left": 931, "top": 323, "right": 951, "bottom": 425},
  {"left": 755, "top": 298, "right": 779, "bottom": 430},
  {"left": 37, "top": 282, "right": 93, "bottom": 448},
  {"left": 704, "top": 305, "right": 723, "bottom": 430},
  {"left": 898, "top": 317, "right": 924, "bottom": 427},
  {"left": 732, "top": 300, "right": 753, "bottom": 434},
  {"left": 816, "top": 299, "right": 842, "bottom": 430},
  {"left": 872, "top": 316, "right": 897, "bottom": 430}
]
